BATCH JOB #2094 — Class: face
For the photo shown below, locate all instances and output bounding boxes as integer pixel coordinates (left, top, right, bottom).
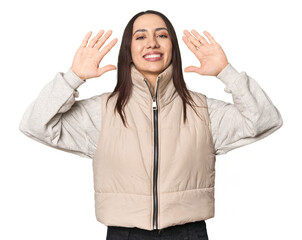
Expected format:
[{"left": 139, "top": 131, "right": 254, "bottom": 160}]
[{"left": 131, "top": 14, "right": 173, "bottom": 79}]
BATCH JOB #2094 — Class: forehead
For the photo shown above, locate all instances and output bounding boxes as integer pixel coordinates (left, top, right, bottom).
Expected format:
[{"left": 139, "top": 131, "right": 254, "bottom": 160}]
[{"left": 133, "top": 14, "right": 167, "bottom": 33}]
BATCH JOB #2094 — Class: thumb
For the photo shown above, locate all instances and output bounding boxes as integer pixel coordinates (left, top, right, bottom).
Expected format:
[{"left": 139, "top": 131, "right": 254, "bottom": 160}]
[
  {"left": 97, "top": 65, "right": 117, "bottom": 77},
  {"left": 184, "top": 66, "right": 200, "bottom": 74}
]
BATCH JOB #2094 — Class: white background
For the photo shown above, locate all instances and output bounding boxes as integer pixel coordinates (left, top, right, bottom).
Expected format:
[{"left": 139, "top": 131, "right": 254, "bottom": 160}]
[{"left": 1, "top": 0, "right": 301, "bottom": 239}]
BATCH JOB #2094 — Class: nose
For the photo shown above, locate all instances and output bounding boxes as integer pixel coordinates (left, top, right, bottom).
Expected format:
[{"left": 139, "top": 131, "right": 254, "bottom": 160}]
[{"left": 147, "top": 35, "right": 159, "bottom": 48}]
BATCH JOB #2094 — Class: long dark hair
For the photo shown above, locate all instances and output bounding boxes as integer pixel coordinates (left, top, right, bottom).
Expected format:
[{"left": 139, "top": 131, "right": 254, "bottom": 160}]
[{"left": 106, "top": 10, "right": 202, "bottom": 127}]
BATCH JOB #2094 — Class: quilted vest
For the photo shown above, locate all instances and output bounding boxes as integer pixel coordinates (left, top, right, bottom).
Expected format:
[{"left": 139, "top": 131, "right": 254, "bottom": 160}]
[{"left": 92, "top": 62, "right": 216, "bottom": 231}]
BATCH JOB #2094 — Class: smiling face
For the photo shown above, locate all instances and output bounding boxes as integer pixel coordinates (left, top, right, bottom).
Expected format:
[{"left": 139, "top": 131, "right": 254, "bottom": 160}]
[{"left": 131, "top": 14, "right": 173, "bottom": 81}]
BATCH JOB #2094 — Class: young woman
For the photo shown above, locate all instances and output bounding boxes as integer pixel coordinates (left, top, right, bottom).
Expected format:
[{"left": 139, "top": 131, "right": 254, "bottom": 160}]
[{"left": 19, "top": 10, "right": 283, "bottom": 240}]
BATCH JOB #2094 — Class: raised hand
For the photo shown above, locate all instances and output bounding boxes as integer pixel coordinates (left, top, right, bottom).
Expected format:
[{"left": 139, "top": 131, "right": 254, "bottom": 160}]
[
  {"left": 71, "top": 30, "right": 118, "bottom": 81},
  {"left": 182, "top": 30, "right": 229, "bottom": 77}
]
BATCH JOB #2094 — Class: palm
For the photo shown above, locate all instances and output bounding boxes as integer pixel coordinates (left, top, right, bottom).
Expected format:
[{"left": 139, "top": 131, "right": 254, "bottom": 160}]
[
  {"left": 71, "top": 30, "right": 118, "bottom": 81},
  {"left": 182, "top": 30, "right": 229, "bottom": 76},
  {"left": 72, "top": 47, "right": 103, "bottom": 79}
]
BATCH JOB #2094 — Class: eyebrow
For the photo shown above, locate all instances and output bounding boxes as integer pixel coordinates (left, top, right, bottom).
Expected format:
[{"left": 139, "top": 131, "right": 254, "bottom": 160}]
[{"left": 133, "top": 27, "right": 168, "bottom": 36}]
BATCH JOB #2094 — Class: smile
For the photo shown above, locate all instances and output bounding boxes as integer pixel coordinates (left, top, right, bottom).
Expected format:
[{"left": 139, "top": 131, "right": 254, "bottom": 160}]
[{"left": 143, "top": 54, "right": 163, "bottom": 62}]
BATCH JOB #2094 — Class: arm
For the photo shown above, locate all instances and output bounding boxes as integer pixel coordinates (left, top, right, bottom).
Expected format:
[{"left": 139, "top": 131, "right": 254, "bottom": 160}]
[
  {"left": 181, "top": 30, "right": 283, "bottom": 155},
  {"left": 206, "top": 63, "right": 283, "bottom": 155},
  {"left": 19, "top": 30, "right": 118, "bottom": 159},
  {"left": 19, "top": 68, "right": 101, "bottom": 159}
]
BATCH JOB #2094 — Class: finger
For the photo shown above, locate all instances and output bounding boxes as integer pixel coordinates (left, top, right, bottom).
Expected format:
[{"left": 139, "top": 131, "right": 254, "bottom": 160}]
[
  {"left": 94, "top": 30, "right": 113, "bottom": 50},
  {"left": 202, "top": 31, "right": 217, "bottom": 44},
  {"left": 183, "top": 30, "right": 202, "bottom": 48},
  {"left": 184, "top": 65, "right": 201, "bottom": 74},
  {"left": 191, "top": 29, "right": 210, "bottom": 45},
  {"left": 88, "top": 30, "right": 106, "bottom": 48},
  {"left": 80, "top": 31, "right": 93, "bottom": 48},
  {"left": 98, "top": 38, "right": 118, "bottom": 59},
  {"left": 97, "top": 64, "right": 117, "bottom": 77},
  {"left": 182, "top": 36, "right": 199, "bottom": 55}
]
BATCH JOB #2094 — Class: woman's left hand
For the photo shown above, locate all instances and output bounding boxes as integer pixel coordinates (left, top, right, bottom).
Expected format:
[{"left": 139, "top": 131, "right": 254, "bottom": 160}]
[{"left": 182, "top": 30, "right": 229, "bottom": 76}]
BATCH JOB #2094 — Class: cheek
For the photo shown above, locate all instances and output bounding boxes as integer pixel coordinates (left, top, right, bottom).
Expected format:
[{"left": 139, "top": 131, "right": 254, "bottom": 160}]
[
  {"left": 165, "top": 46, "right": 173, "bottom": 59},
  {"left": 163, "top": 42, "right": 172, "bottom": 55},
  {"left": 131, "top": 45, "right": 143, "bottom": 59}
]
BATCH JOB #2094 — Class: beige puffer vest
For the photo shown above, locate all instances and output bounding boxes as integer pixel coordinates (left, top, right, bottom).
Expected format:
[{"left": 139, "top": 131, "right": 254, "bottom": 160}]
[{"left": 92, "top": 63, "right": 216, "bottom": 231}]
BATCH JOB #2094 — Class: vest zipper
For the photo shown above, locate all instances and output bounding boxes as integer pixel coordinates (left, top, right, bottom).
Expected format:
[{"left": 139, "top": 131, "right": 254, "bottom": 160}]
[{"left": 143, "top": 77, "right": 160, "bottom": 230}]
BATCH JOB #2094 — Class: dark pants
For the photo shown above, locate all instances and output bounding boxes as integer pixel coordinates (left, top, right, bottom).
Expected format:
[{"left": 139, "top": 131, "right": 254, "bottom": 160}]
[{"left": 106, "top": 220, "right": 209, "bottom": 240}]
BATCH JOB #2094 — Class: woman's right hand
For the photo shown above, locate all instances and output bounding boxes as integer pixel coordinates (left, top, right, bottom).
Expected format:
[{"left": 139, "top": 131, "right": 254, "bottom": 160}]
[{"left": 71, "top": 30, "right": 118, "bottom": 81}]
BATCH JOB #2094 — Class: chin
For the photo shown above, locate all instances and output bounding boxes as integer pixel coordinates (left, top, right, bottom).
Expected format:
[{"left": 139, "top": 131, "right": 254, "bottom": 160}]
[{"left": 143, "top": 63, "right": 167, "bottom": 72}]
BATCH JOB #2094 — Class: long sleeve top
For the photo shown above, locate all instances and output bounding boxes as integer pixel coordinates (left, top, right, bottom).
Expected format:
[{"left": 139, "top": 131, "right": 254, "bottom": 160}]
[{"left": 19, "top": 63, "right": 283, "bottom": 159}]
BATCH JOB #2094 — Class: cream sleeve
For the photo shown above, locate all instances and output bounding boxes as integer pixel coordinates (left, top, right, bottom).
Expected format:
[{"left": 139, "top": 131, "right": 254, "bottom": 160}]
[
  {"left": 19, "top": 68, "right": 101, "bottom": 159},
  {"left": 206, "top": 63, "right": 283, "bottom": 155}
]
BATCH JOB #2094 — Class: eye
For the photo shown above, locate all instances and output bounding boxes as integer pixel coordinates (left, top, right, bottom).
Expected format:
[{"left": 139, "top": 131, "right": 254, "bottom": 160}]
[
  {"left": 136, "top": 34, "right": 168, "bottom": 40},
  {"left": 158, "top": 34, "right": 168, "bottom": 38}
]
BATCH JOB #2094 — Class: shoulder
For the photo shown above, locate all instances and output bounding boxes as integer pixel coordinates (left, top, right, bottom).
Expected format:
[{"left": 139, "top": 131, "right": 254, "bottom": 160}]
[
  {"left": 188, "top": 90, "right": 208, "bottom": 107},
  {"left": 99, "top": 91, "right": 117, "bottom": 104}
]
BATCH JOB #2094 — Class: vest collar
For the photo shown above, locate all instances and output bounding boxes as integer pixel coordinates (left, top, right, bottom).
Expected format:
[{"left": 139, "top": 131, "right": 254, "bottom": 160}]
[{"left": 130, "top": 63, "right": 176, "bottom": 108}]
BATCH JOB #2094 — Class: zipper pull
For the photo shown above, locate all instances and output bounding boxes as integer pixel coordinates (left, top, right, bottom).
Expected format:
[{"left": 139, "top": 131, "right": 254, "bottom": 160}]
[
  {"left": 152, "top": 97, "right": 157, "bottom": 110},
  {"left": 152, "top": 76, "right": 160, "bottom": 111}
]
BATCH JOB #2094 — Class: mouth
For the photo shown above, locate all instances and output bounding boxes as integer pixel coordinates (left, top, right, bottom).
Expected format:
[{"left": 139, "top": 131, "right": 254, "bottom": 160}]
[{"left": 143, "top": 53, "right": 163, "bottom": 62}]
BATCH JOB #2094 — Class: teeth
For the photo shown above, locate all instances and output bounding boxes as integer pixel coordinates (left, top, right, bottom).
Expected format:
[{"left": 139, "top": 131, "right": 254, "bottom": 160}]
[{"left": 144, "top": 54, "right": 161, "bottom": 59}]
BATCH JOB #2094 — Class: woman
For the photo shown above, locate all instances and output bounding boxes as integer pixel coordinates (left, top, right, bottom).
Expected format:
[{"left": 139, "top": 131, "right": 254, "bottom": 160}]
[{"left": 19, "top": 10, "right": 283, "bottom": 240}]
